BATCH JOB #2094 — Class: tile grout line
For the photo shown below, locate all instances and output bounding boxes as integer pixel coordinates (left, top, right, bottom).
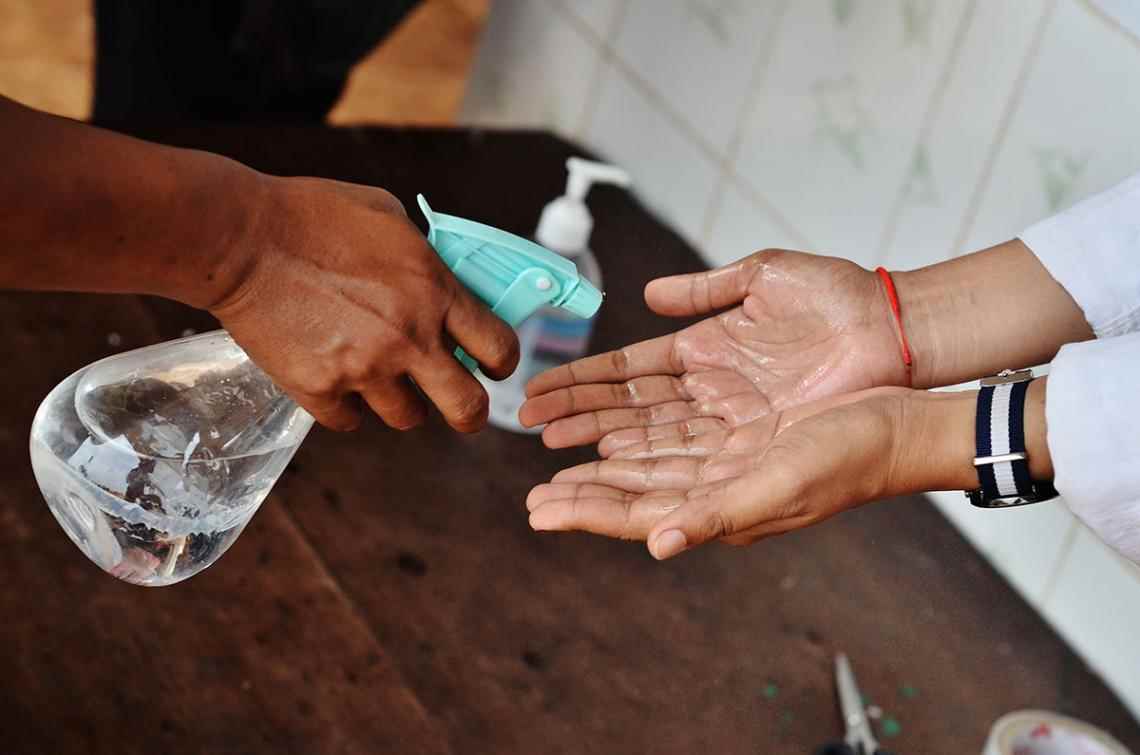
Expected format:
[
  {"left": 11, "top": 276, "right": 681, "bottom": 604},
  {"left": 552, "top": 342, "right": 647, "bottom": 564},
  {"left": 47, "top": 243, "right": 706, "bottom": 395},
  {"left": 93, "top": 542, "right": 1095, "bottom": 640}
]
[
  {"left": 1077, "top": 0, "right": 1140, "bottom": 52},
  {"left": 1038, "top": 515, "right": 1081, "bottom": 607},
  {"left": 720, "top": 0, "right": 793, "bottom": 167},
  {"left": 599, "top": 38, "right": 727, "bottom": 167},
  {"left": 698, "top": 174, "right": 732, "bottom": 253},
  {"left": 699, "top": 0, "right": 794, "bottom": 250},
  {"left": 875, "top": 0, "right": 979, "bottom": 268},
  {"left": 708, "top": 3, "right": 814, "bottom": 251},
  {"left": 697, "top": 175, "right": 734, "bottom": 253},
  {"left": 558, "top": 0, "right": 811, "bottom": 252},
  {"left": 724, "top": 171, "right": 814, "bottom": 251},
  {"left": 559, "top": 0, "right": 631, "bottom": 142},
  {"left": 948, "top": 0, "right": 1058, "bottom": 258}
]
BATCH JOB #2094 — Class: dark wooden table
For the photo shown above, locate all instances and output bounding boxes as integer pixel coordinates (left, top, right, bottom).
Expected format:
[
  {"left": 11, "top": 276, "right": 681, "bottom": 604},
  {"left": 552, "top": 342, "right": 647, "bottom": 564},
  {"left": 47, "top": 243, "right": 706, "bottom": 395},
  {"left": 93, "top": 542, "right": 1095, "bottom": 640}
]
[{"left": 0, "top": 126, "right": 1136, "bottom": 754}]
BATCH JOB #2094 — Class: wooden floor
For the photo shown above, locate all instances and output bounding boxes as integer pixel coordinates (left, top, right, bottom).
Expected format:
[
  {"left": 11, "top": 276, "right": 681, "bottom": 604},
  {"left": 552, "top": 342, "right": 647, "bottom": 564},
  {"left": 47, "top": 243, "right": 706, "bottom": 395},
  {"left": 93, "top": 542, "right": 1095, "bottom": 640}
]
[
  {"left": 1, "top": 124, "right": 1138, "bottom": 754},
  {"left": 0, "top": 0, "right": 488, "bottom": 123}
]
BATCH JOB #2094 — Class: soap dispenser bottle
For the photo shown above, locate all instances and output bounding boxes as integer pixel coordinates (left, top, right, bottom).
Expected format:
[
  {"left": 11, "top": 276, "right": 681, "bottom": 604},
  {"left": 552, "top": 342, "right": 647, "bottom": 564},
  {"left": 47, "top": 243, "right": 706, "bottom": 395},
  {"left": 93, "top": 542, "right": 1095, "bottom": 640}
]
[{"left": 483, "top": 157, "right": 631, "bottom": 433}]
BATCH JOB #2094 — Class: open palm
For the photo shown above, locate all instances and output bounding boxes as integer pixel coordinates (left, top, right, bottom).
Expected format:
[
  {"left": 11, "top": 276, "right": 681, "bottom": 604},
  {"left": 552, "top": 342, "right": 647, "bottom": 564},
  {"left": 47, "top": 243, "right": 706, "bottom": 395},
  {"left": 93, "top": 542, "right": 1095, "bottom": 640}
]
[
  {"left": 520, "top": 250, "right": 908, "bottom": 450},
  {"left": 525, "top": 388, "right": 909, "bottom": 558}
]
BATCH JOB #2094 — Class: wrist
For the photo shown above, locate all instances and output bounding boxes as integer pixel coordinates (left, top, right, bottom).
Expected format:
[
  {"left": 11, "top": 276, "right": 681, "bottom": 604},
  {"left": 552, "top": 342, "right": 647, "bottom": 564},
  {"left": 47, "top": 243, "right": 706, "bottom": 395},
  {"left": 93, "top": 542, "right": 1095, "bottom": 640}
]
[
  {"left": 892, "top": 389, "right": 980, "bottom": 494},
  {"left": 890, "top": 377, "right": 1053, "bottom": 497},
  {"left": 887, "top": 266, "right": 946, "bottom": 390},
  {"left": 888, "top": 240, "right": 1093, "bottom": 390},
  {"left": 153, "top": 154, "right": 269, "bottom": 311}
]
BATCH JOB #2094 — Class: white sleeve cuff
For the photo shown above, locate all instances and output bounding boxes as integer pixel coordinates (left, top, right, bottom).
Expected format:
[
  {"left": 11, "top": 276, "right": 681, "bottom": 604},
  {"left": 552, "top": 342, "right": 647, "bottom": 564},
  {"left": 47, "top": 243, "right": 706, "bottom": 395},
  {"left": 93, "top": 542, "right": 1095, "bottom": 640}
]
[
  {"left": 1019, "top": 172, "right": 1140, "bottom": 339},
  {"left": 1046, "top": 332, "right": 1140, "bottom": 564}
]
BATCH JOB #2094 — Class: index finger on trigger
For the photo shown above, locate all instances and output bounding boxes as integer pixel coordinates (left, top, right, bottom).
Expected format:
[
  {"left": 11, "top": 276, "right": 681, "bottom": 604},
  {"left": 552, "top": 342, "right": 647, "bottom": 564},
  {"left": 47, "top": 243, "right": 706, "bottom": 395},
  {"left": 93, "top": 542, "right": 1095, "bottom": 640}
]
[{"left": 445, "top": 284, "right": 520, "bottom": 380}]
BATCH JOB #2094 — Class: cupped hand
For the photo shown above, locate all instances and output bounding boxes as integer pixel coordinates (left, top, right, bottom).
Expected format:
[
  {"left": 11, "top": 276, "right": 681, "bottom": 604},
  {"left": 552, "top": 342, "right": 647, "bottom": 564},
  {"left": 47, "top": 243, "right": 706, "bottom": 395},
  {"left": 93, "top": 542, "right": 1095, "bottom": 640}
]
[
  {"left": 519, "top": 251, "right": 908, "bottom": 450},
  {"left": 211, "top": 176, "right": 519, "bottom": 432},
  {"left": 525, "top": 388, "right": 914, "bottom": 559}
]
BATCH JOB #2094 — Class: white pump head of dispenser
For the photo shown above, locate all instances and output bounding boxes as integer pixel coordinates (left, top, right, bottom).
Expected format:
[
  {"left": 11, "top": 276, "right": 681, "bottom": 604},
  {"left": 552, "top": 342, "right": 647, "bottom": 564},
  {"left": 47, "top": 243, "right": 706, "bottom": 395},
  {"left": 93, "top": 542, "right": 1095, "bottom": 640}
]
[{"left": 536, "top": 157, "right": 631, "bottom": 256}]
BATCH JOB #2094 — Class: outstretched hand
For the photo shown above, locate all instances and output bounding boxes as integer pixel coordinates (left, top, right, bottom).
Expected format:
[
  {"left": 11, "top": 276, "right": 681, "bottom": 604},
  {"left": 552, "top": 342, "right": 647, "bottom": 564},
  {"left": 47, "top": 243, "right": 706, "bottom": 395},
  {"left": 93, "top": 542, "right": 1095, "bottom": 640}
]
[
  {"left": 519, "top": 251, "right": 909, "bottom": 451},
  {"left": 525, "top": 388, "right": 916, "bottom": 558},
  {"left": 213, "top": 176, "right": 519, "bottom": 433}
]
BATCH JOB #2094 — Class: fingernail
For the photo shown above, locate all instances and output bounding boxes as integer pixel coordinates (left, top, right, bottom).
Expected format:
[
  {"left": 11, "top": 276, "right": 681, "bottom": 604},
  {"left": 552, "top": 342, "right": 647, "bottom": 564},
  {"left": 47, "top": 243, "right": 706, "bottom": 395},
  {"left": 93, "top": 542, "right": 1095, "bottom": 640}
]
[
  {"left": 525, "top": 491, "right": 541, "bottom": 512},
  {"left": 651, "top": 529, "right": 687, "bottom": 560},
  {"left": 525, "top": 484, "right": 557, "bottom": 512},
  {"left": 528, "top": 505, "right": 561, "bottom": 531}
]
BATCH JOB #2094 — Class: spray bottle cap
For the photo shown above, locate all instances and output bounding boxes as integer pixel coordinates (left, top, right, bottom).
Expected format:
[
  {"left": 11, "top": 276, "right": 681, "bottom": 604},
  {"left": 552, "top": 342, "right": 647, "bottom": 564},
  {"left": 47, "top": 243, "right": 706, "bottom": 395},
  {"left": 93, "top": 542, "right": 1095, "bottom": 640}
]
[
  {"left": 536, "top": 157, "right": 631, "bottom": 255},
  {"left": 418, "top": 195, "right": 603, "bottom": 370}
]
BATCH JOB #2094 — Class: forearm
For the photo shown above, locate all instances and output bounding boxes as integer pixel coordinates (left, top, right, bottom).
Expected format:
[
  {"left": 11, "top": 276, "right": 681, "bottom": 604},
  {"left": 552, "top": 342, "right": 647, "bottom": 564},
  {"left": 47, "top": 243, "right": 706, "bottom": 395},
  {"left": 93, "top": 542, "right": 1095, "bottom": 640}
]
[
  {"left": 0, "top": 95, "right": 262, "bottom": 308},
  {"left": 892, "top": 239, "right": 1093, "bottom": 388},
  {"left": 891, "top": 379, "right": 1052, "bottom": 495}
]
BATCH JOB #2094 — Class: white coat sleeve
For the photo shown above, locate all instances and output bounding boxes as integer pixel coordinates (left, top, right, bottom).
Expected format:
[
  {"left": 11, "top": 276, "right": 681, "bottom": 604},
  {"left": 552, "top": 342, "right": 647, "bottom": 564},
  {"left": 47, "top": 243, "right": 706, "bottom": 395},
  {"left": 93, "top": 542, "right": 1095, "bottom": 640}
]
[{"left": 1019, "top": 173, "right": 1140, "bottom": 563}]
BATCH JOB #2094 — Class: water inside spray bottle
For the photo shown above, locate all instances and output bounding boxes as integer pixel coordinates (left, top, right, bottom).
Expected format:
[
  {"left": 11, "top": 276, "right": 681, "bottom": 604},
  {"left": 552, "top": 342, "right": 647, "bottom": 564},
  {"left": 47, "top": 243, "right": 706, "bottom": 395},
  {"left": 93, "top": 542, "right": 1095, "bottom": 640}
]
[{"left": 29, "top": 331, "right": 313, "bottom": 586}]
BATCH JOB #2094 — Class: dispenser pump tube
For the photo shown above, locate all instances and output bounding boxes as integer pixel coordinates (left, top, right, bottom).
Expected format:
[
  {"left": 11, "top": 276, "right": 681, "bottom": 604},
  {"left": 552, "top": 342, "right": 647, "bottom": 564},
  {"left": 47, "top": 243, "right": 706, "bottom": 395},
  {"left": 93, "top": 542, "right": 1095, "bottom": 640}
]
[{"left": 565, "top": 157, "right": 632, "bottom": 201}]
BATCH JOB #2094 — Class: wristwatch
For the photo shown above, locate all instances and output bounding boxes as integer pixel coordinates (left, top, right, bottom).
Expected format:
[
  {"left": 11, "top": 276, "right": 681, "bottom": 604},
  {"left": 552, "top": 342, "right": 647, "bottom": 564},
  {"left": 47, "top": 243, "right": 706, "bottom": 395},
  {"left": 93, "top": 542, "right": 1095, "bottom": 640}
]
[{"left": 967, "top": 368, "right": 1059, "bottom": 509}]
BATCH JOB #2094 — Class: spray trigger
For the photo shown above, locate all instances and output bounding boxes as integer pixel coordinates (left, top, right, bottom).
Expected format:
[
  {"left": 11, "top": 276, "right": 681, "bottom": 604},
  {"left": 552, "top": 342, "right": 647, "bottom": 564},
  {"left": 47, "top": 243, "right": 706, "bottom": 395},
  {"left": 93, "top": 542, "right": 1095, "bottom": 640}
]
[{"left": 418, "top": 194, "right": 603, "bottom": 371}]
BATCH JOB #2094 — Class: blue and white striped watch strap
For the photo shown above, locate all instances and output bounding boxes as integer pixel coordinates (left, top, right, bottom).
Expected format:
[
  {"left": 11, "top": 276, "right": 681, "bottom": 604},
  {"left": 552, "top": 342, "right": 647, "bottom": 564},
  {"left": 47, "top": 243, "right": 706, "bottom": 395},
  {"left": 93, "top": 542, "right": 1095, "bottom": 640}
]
[{"left": 975, "top": 380, "right": 1033, "bottom": 500}]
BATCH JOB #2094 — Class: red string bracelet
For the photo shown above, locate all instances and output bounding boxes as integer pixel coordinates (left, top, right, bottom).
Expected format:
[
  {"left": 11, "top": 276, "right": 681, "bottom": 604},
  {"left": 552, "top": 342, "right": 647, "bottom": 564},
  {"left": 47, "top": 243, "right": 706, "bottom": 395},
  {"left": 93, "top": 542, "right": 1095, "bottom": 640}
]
[{"left": 875, "top": 267, "right": 913, "bottom": 383}]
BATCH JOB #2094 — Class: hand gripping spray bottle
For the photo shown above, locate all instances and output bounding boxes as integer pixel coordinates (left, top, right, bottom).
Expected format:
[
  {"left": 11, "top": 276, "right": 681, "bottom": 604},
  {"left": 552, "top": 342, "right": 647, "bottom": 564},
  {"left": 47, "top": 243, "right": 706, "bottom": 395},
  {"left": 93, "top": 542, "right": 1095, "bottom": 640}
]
[
  {"left": 483, "top": 157, "right": 631, "bottom": 432},
  {"left": 29, "top": 196, "right": 602, "bottom": 586}
]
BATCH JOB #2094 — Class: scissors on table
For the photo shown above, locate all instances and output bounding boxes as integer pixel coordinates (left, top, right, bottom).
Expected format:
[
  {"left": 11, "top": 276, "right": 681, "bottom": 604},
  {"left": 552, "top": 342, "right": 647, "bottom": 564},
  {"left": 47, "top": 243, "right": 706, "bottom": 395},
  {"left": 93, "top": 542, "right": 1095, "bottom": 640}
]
[{"left": 815, "top": 653, "right": 896, "bottom": 755}]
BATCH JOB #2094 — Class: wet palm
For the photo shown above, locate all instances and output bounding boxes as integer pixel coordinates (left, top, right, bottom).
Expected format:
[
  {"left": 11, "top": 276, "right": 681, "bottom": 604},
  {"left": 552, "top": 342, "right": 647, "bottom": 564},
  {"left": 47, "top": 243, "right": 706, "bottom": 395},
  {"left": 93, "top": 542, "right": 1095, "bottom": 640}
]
[
  {"left": 525, "top": 388, "right": 908, "bottom": 557},
  {"left": 520, "top": 250, "right": 908, "bottom": 450}
]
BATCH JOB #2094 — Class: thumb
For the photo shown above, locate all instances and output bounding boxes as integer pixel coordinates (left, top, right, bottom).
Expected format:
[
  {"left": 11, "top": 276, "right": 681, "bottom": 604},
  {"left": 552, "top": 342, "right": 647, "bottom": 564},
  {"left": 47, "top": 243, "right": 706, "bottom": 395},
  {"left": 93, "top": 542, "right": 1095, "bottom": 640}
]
[{"left": 644, "top": 255, "right": 761, "bottom": 316}]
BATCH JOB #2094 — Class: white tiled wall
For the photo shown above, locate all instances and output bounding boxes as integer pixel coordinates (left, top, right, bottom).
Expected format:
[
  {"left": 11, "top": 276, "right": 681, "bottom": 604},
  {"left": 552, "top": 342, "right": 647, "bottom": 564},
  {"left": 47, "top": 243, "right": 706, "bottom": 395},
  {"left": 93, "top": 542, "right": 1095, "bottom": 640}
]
[
  {"left": 461, "top": 0, "right": 600, "bottom": 136},
  {"left": 881, "top": 0, "right": 1049, "bottom": 269},
  {"left": 461, "top": 0, "right": 1140, "bottom": 719},
  {"left": 962, "top": 0, "right": 1140, "bottom": 254},
  {"left": 615, "top": 0, "right": 783, "bottom": 156},
  {"left": 585, "top": 58, "right": 721, "bottom": 242}
]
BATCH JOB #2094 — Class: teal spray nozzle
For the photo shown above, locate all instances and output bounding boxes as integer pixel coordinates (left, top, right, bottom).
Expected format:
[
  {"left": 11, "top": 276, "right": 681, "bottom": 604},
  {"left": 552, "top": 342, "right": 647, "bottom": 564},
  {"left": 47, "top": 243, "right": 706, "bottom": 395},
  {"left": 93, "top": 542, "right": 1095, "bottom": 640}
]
[{"left": 417, "top": 194, "right": 604, "bottom": 370}]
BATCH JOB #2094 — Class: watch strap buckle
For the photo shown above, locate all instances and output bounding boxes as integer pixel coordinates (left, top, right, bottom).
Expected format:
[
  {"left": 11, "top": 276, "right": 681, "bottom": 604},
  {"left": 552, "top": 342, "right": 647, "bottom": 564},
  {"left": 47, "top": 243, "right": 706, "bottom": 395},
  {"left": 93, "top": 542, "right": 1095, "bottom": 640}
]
[{"left": 980, "top": 368, "right": 1034, "bottom": 387}]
